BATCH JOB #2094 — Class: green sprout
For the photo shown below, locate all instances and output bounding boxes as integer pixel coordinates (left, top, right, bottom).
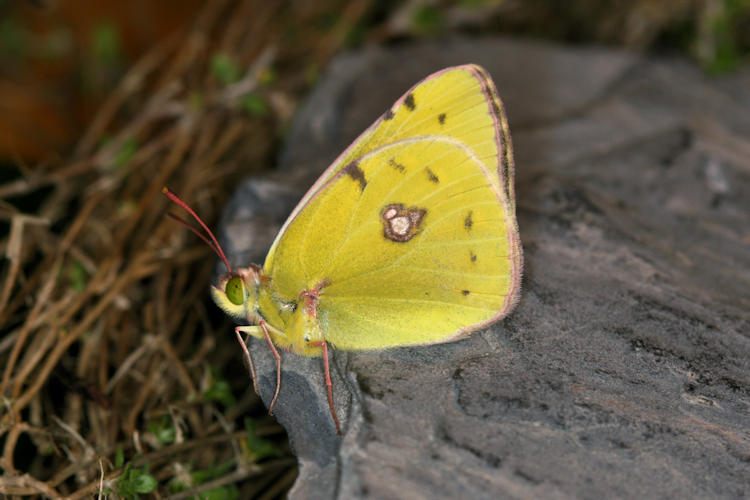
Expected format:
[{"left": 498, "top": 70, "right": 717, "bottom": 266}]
[
  {"left": 91, "top": 20, "right": 121, "bottom": 67},
  {"left": 99, "top": 136, "right": 137, "bottom": 171},
  {"left": 243, "top": 418, "right": 279, "bottom": 462},
  {"left": 240, "top": 94, "right": 268, "bottom": 116},
  {"left": 67, "top": 260, "right": 89, "bottom": 293},
  {"left": 411, "top": 4, "right": 444, "bottom": 37},
  {"left": 211, "top": 53, "right": 241, "bottom": 85},
  {"left": 113, "top": 137, "right": 138, "bottom": 170},
  {"left": 148, "top": 416, "right": 176, "bottom": 446},
  {"left": 203, "top": 367, "right": 236, "bottom": 407},
  {"left": 115, "top": 462, "right": 157, "bottom": 499},
  {"left": 114, "top": 446, "right": 125, "bottom": 468},
  {"left": 169, "top": 460, "right": 239, "bottom": 499}
]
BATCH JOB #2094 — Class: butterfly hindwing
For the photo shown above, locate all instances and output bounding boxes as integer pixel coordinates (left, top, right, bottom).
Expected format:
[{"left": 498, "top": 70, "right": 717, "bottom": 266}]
[{"left": 266, "top": 135, "right": 517, "bottom": 349}]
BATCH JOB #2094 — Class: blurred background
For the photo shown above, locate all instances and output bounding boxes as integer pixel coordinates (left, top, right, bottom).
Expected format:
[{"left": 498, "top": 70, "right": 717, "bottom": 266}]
[{"left": 0, "top": 1, "right": 748, "bottom": 498}]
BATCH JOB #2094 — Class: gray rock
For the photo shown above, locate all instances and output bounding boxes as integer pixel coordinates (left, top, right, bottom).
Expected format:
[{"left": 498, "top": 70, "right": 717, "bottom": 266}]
[{"left": 217, "top": 38, "right": 750, "bottom": 499}]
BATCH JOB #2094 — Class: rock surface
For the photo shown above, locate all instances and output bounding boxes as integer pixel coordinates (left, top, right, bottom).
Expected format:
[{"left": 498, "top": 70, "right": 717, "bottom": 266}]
[{"left": 218, "top": 39, "right": 750, "bottom": 499}]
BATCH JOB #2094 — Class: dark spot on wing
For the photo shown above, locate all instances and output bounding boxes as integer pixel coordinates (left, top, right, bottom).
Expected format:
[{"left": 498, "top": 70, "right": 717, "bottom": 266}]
[
  {"left": 470, "top": 251, "right": 477, "bottom": 263},
  {"left": 425, "top": 167, "right": 439, "bottom": 183},
  {"left": 438, "top": 113, "right": 446, "bottom": 125},
  {"left": 462, "top": 290, "right": 470, "bottom": 296},
  {"left": 389, "top": 158, "right": 406, "bottom": 173},
  {"left": 381, "top": 203, "right": 426, "bottom": 242},
  {"left": 404, "top": 93, "right": 416, "bottom": 111},
  {"left": 464, "top": 210, "right": 473, "bottom": 231},
  {"left": 343, "top": 161, "right": 367, "bottom": 192},
  {"left": 383, "top": 108, "right": 394, "bottom": 120}
]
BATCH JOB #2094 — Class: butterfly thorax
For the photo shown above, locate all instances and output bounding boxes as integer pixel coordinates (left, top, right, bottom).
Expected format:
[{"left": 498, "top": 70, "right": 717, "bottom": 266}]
[
  {"left": 282, "top": 301, "right": 324, "bottom": 356},
  {"left": 266, "top": 279, "right": 327, "bottom": 356}
]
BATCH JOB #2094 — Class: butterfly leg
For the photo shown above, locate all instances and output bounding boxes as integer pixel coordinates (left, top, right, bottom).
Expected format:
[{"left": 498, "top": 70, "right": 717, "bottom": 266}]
[
  {"left": 234, "top": 326, "right": 260, "bottom": 395},
  {"left": 259, "top": 320, "right": 282, "bottom": 414},
  {"left": 310, "top": 341, "right": 341, "bottom": 435},
  {"left": 235, "top": 323, "right": 282, "bottom": 415}
]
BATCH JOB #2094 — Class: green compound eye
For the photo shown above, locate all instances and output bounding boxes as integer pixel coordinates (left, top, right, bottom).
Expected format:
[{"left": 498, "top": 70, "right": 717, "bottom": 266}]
[{"left": 225, "top": 276, "right": 244, "bottom": 305}]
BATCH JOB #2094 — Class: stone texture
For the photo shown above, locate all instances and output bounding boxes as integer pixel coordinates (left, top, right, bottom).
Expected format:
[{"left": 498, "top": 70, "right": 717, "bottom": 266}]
[{"left": 217, "top": 38, "right": 750, "bottom": 499}]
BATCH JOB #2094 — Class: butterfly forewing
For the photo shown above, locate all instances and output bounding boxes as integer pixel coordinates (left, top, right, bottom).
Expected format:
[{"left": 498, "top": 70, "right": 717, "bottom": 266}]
[{"left": 265, "top": 65, "right": 515, "bottom": 266}]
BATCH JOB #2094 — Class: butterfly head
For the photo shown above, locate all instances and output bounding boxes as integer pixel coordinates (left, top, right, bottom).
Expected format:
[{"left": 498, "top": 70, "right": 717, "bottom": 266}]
[{"left": 211, "top": 265, "right": 264, "bottom": 322}]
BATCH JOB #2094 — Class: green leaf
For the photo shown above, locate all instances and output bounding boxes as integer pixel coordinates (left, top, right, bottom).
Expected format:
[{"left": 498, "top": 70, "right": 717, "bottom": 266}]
[
  {"left": 67, "top": 260, "right": 89, "bottom": 292},
  {"left": 132, "top": 473, "right": 157, "bottom": 494},
  {"left": 240, "top": 94, "right": 268, "bottom": 117},
  {"left": 411, "top": 5, "right": 444, "bottom": 37},
  {"left": 116, "top": 461, "right": 157, "bottom": 498},
  {"left": 700, "top": 0, "right": 750, "bottom": 73},
  {"left": 113, "top": 137, "right": 138, "bottom": 170},
  {"left": 191, "top": 460, "right": 234, "bottom": 484},
  {"left": 458, "top": 0, "right": 504, "bottom": 7},
  {"left": 243, "top": 418, "right": 280, "bottom": 462},
  {"left": 91, "top": 20, "right": 121, "bottom": 66},
  {"left": 148, "top": 416, "right": 176, "bottom": 446},
  {"left": 99, "top": 136, "right": 137, "bottom": 171},
  {"left": 211, "top": 53, "right": 241, "bottom": 85},
  {"left": 198, "top": 485, "right": 240, "bottom": 500},
  {"left": 203, "top": 368, "right": 236, "bottom": 407}
]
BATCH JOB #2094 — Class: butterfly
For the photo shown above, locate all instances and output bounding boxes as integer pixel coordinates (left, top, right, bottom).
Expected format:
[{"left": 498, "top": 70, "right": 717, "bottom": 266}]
[{"left": 165, "top": 64, "right": 522, "bottom": 434}]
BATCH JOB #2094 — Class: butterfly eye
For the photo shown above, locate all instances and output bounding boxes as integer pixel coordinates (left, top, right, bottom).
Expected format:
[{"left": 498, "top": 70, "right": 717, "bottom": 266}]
[
  {"left": 225, "top": 276, "right": 244, "bottom": 305},
  {"left": 304, "top": 335, "right": 310, "bottom": 342}
]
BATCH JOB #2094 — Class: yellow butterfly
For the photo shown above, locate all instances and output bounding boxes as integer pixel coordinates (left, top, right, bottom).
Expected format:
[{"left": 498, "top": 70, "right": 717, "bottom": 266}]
[{"left": 165, "top": 64, "right": 522, "bottom": 434}]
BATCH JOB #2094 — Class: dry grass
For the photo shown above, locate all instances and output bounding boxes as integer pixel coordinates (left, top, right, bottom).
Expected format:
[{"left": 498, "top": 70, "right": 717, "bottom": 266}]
[{"left": 0, "top": 1, "right": 373, "bottom": 497}]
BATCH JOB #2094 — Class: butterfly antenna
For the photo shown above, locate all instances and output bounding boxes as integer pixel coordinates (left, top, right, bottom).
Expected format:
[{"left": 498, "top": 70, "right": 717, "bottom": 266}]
[
  {"left": 165, "top": 212, "right": 221, "bottom": 254},
  {"left": 162, "top": 187, "right": 233, "bottom": 273}
]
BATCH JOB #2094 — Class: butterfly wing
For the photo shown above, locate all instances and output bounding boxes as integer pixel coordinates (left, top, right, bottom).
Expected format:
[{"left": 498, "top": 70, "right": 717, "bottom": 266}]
[
  {"left": 265, "top": 64, "right": 516, "bottom": 266},
  {"left": 265, "top": 135, "right": 521, "bottom": 350},
  {"left": 263, "top": 65, "right": 521, "bottom": 350}
]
